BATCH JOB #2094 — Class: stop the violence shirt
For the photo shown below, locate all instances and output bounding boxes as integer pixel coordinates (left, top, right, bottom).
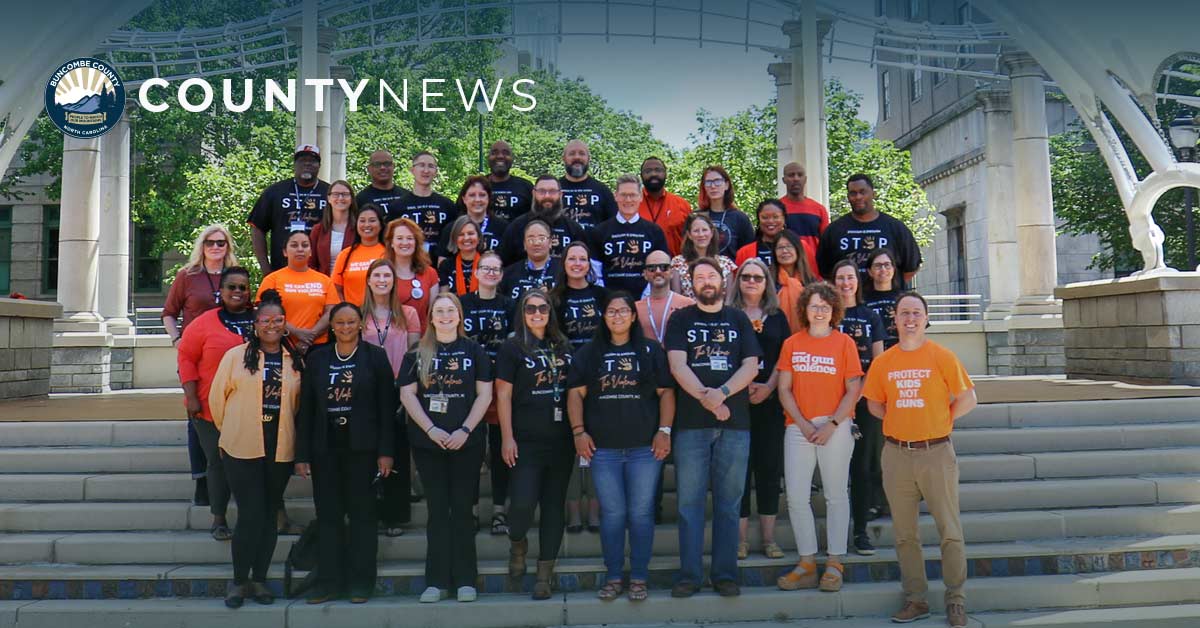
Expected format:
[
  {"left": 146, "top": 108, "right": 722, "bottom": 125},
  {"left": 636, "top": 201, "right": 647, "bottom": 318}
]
[
  {"left": 558, "top": 176, "right": 616, "bottom": 230},
  {"left": 498, "top": 213, "right": 587, "bottom": 265},
  {"left": 839, "top": 304, "right": 886, "bottom": 372},
  {"left": 495, "top": 338, "right": 573, "bottom": 445},
  {"left": 389, "top": 192, "right": 457, "bottom": 258},
  {"left": 256, "top": 267, "right": 339, "bottom": 344},
  {"left": 862, "top": 340, "right": 974, "bottom": 442},
  {"left": 330, "top": 242, "right": 386, "bottom": 307},
  {"left": 567, "top": 339, "right": 672, "bottom": 450},
  {"left": 816, "top": 212, "right": 922, "bottom": 282},
  {"left": 399, "top": 337, "right": 492, "bottom": 449},
  {"left": 557, "top": 284, "right": 608, "bottom": 350},
  {"left": 489, "top": 176, "right": 534, "bottom": 221},
  {"left": 776, "top": 329, "right": 863, "bottom": 424},
  {"left": 247, "top": 178, "right": 330, "bottom": 271},
  {"left": 437, "top": 215, "right": 508, "bottom": 257},
  {"left": 663, "top": 305, "right": 762, "bottom": 431},
  {"left": 589, "top": 216, "right": 668, "bottom": 297},
  {"left": 356, "top": 184, "right": 410, "bottom": 219},
  {"left": 864, "top": 288, "right": 901, "bottom": 349},
  {"left": 461, "top": 293, "right": 515, "bottom": 362}
]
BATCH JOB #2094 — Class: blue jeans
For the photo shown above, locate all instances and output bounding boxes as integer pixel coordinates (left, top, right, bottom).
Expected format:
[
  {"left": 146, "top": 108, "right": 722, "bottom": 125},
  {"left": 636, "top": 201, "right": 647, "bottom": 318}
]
[
  {"left": 590, "top": 447, "right": 663, "bottom": 582},
  {"left": 673, "top": 428, "right": 750, "bottom": 586}
]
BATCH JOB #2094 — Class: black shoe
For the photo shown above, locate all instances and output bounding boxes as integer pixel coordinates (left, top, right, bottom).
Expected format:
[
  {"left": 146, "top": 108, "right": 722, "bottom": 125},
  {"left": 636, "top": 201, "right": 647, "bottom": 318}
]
[
  {"left": 866, "top": 506, "right": 880, "bottom": 521},
  {"left": 306, "top": 587, "right": 339, "bottom": 604},
  {"left": 714, "top": 580, "right": 741, "bottom": 597},
  {"left": 250, "top": 582, "right": 274, "bottom": 605},
  {"left": 566, "top": 523, "right": 583, "bottom": 534},
  {"left": 193, "top": 478, "right": 209, "bottom": 507},
  {"left": 854, "top": 533, "right": 877, "bottom": 556},
  {"left": 670, "top": 581, "right": 699, "bottom": 598},
  {"left": 224, "top": 584, "right": 245, "bottom": 609}
]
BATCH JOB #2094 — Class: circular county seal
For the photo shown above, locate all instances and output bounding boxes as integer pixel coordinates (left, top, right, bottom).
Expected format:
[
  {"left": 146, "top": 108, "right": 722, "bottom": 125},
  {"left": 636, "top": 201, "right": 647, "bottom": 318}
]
[{"left": 45, "top": 58, "right": 126, "bottom": 139}]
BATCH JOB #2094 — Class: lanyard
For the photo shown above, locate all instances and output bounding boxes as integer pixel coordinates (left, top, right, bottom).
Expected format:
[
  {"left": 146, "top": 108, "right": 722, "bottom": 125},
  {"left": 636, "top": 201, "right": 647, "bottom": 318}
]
[
  {"left": 645, "top": 292, "right": 673, "bottom": 344},
  {"left": 537, "top": 347, "right": 561, "bottom": 402},
  {"left": 369, "top": 309, "right": 390, "bottom": 345},
  {"left": 204, "top": 269, "right": 221, "bottom": 304}
]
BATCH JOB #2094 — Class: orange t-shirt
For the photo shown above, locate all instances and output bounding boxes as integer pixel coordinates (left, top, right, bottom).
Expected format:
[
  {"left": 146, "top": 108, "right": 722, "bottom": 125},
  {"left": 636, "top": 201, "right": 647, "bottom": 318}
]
[
  {"left": 257, "top": 267, "right": 339, "bottom": 345},
  {"left": 862, "top": 340, "right": 974, "bottom": 442},
  {"left": 331, "top": 242, "right": 386, "bottom": 308},
  {"left": 776, "top": 328, "right": 863, "bottom": 425}
]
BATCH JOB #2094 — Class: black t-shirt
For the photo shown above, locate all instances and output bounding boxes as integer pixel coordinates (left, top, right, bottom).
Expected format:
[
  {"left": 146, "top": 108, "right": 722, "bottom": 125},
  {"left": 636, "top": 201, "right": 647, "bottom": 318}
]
[
  {"left": 499, "top": 213, "right": 587, "bottom": 265},
  {"left": 557, "top": 284, "right": 608, "bottom": 350},
  {"left": 399, "top": 338, "right": 492, "bottom": 449},
  {"left": 558, "top": 176, "right": 616, "bottom": 230},
  {"left": 567, "top": 339, "right": 672, "bottom": 450},
  {"left": 839, "top": 304, "right": 886, "bottom": 371},
  {"left": 261, "top": 351, "right": 283, "bottom": 457},
  {"left": 863, "top": 288, "right": 901, "bottom": 349},
  {"left": 356, "top": 184, "right": 411, "bottom": 219},
  {"left": 663, "top": 305, "right": 762, "bottom": 431},
  {"left": 247, "top": 178, "right": 330, "bottom": 270},
  {"left": 704, "top": 209, "right": 756, "bottom": 259},
  {"left": 499, "top": 258, "right": 560, "bottom": 301},
  {"left": 489, "top": 176, "right": 534, "bottom": 221},
  {"left": 749, "top": 310, "right": 789, "bottom": 385},
  {"left": 326, "top": 352, "right": 356, "bottom": 416},
  {"left": 816, "top": 212, "right": 922, "bottom": 282},
  {"left": 461, "top": 292, "right": 515, "bottom": 362},
  {"left": 437, "top": 214, "right": 508, "bottom": 257},
  {"left": 747, "top": 236, "right": 776, "bottom": 268},
  {"left": 390, "top": 192, "right": 457, "bottom": 259},
  {"left": 589, "top": 217, "right": 668, "bottom": 297},
  {"left": 495, "top": 338, "right": 572, "bottom": 445},
  {"left": 437, "top": 255, "right": 477, "bottom": 294},
  {"left": 219, "top": 309, "right": 255, "bottom": 341}
]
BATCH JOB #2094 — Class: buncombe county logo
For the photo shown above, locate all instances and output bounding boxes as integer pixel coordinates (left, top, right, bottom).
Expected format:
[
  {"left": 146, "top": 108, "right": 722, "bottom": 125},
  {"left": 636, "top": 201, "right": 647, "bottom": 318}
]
[{"left": 45, "top": 58, "right": 126, "bottom": 139}]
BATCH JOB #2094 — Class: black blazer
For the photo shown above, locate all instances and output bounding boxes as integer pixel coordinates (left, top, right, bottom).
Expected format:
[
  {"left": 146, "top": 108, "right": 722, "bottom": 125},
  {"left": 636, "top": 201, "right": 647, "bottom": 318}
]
[{"left": 295, "top": 341, "right": 397, "bottom": 461}]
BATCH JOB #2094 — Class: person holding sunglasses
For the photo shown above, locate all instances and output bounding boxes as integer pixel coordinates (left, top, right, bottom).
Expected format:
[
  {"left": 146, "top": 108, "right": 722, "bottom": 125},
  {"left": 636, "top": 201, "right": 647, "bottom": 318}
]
[
  {"left": 207, "top": 289, "right": 304, "bottom": 609},
  {"left": 177, "top": 267, "right": 256, "bottom": 541},
  {"left": 309, "top": 180, "right": 359, "bottom": 275},
  {"left": 496, "top": 289, "right": 574, "bottom": 600},
  {"left": 165, "top": 224, "right": 240, "bottom": 508},
  {"left": 567, "top": 291, "right": 674, "bottom": 602}
]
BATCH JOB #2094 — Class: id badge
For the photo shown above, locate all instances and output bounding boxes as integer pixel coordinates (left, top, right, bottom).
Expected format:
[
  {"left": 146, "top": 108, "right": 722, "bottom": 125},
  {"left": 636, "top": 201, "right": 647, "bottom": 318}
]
[
  {"left": 554, "top": 407, "right": 563, "bottom": 423},
  {"left": 579, "top": 456, "right": 590, "bottom": 469},
  {"left": 429, "top": 395, "right": 449, "bottom": 414},
  {"left": 289, "top": 220, "right": 306, "bottom": 233},
  {"left": 710, "top": 355, "right": 729, "bottom": 371}
]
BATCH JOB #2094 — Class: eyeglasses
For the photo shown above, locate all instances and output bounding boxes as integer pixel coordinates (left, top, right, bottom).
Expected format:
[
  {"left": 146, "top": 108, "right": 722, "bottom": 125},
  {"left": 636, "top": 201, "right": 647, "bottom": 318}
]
[
  {"left": 223, "top": 283, "right": 249, "bottom": 291},
  {"left": 703, "top": 179, "right": 726, "bottom": 188},
  {"left": 524, "top": 303, "right": 550, "bottom": 315},
  {"left": 616, "top": 192, "right": 641, "bottom": 199},
  {"left": 256, "top": 316, "right": 286, "bottom": 326},
  {"left": 807, "top": 304, "right": 833, "bottom": 313},
  {"left": 370, "top": 161, "right": 394, "bottom": 168},
  {"left": 329, "top": 192, "right": 351, "bottom": 199},
  {"left": 478, "top": 266, "right": 503, "bottom": 275},
  {"left": 871, "top": 262, "right": 895, "bottom": 270},
  {"left": 525, "top": 235, "right": 550, "bottom": 244},
  {"left": 643, "top": 263, "right": 671, "bottom": 273},
  {"left": 604, "top": 307, "right": 632, "bottom": 317},
  {"left": 203, "top": 239, "right": 228, "bottom": 248},
  {"left": 739, "top": 274, "right": 766, "bottom": 283}
]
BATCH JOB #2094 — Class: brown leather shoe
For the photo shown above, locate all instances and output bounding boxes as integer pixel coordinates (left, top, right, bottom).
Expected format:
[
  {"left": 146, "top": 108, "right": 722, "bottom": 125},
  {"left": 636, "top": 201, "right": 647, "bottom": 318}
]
[
  {"left": 508, "top": 538, "right": 528, "bottom": 577},
  {"left": 891, "top": 600, "right": 931, "bottom": 623},
  {"left": 945, "top": 603, "right": 968, "bottom": 628}
]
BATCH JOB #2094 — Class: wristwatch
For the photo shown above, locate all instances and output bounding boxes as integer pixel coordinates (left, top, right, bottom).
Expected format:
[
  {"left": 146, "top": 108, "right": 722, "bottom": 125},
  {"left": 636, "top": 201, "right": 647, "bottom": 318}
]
[
  {"left": 719, "top": 384, "right": 731, "bottom": 397},
  {"left": 458, "top": 426, "right": 472, "bottom": 434},
  {"left": 658, "top": 426, "right": 672, "bottom": 436}
]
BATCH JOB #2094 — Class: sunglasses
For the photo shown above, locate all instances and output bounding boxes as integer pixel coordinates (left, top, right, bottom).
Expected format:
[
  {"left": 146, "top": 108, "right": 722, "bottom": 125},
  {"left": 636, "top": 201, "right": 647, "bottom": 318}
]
[
  {"left": 644, "top": 263, "right": 671, "bottom": 272},
  {"left": 203, "top": 239, "right": 228, "bottom": 248},
  {"left": 524, "top": 303, "right": 550, "bottom": 315},
  {"left": 740, "top": 274, "right": 766, "bottom": 283}
]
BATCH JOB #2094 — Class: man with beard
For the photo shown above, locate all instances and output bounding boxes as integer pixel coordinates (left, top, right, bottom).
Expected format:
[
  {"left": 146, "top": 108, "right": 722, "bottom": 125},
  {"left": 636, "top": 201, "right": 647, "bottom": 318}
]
[
  {"left": 663, "top": 257, "right": 761, "bottom": 598},
  {"left": 486, "top": 140, "right": 533, "bottom": 221},
  {"left": 638, "top": 156, "right": 692, "bottom": 257},
  {"left": 816, "top": 174, "right": 922, "bottom": 285},
  {"left": 499, "top": 175, "right": 587, "bottom": 266},
  {"left": 779, "top": 162, "right": 829, "bottom": 278},
  {"left": 248, "top": 143, "right": 330, "bottom": 274},
  {"left": 391, "top": 151, "right": 457, "bottom": 260},
  {"left": 590, "top": 174, "right": 668, "bottom": 297},
  {"left": 355, "top": 150, "right": 409, "bottom": 217},
  {"left": 558, "top": 140, "right": 617, "bottom": 230}
]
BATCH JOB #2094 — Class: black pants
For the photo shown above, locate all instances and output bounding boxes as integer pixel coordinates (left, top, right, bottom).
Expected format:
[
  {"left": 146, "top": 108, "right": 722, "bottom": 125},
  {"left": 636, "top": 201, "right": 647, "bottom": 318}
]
[
  {"left": 312, "top": 448, "right": 379, "bottom": 594},
  {"left": 507, "top": 441, "right": 573, "bottom": 561},
  {"left": 223, "top": 453, "right": 291, "bottom": 584},
  {"left": 191, "top": 418, "right": 231, "bottom": 517},
  {"left": 741, "top": 395, "right": 785, "bottom": 518},
  {"left": 850, "top": 398, "right": 884, "bottom": 535},
  {"left": 488, "top": 423, "right": 510, "bottom": 508},
  {"left": 413, "top": 443, "right": 484, "bottom": 588},
  {"left": 378, "top": 409, "right": 412, "bottom": 526}
]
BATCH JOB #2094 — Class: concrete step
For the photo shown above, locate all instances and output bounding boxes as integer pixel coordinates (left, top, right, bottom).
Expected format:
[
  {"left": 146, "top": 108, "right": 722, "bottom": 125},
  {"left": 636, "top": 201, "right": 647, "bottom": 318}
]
[
  {"left": 956, "top": 398, "right": 1199, "bottom": 429},
  {"left": 681, "top": 605, "right": 1200, "bottom": 628},
  {"left": 0, "top": 447, "right": 190, "bottom": 474},
  {"left": 952, "top": 422, "right": 1200, "bottom": 454},
  {"left": 0, "top": 421, "right": 186, "bottom": 448}
]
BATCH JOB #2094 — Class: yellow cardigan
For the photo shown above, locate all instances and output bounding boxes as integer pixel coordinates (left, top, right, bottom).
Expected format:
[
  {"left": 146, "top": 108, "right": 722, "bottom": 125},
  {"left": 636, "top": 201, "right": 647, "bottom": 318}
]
[{"left": 207, "top": 344, "right": 301, "bottom": 462}]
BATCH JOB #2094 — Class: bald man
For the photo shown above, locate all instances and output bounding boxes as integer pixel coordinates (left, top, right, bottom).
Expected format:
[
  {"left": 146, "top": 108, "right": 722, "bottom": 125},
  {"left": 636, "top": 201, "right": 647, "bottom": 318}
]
[
  {"left": 356, "top": 149, "right": 410, "bottom": 217},
  {"left": 486, "top": 140, "right": 534, "bottom": 221},
  {"left": 558, "top": 139, "right": 617, "bottom": 231},
  {"left": 779, "top": 162, "right": 829, "bottom": 279}
]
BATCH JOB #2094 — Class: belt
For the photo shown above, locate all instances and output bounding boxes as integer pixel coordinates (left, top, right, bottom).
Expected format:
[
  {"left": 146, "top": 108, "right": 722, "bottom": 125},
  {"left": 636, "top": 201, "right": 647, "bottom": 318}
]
[
  {"left": 329, "top": 416, "right": 349, "bottom": 427},
  {"left": 885, "top": 435, "right": 950, "bottom": 450}
]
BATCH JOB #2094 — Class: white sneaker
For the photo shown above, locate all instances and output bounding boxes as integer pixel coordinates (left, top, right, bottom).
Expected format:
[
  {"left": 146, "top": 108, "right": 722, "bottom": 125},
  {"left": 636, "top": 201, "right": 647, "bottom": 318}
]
[
  {"left": 457, "top": 586, "right": 477, "bottom": 602},
  {"left": 419, "top": 586, "right": 444, "bottom": 603}
]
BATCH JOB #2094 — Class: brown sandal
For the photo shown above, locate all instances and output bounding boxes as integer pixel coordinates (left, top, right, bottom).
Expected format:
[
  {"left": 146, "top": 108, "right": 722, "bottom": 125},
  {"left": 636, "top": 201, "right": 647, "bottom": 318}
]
[
  {"left": 597, "top": 580, "right": 623, "bottom": 601},
  {"left": 627, "top": 580, "right": 648, "bottom": 601}
]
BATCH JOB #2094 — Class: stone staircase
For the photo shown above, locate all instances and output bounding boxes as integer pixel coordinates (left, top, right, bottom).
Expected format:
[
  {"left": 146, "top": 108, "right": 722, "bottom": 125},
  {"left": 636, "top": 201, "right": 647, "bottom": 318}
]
[{"left": 0, "top": 397, "right": 1198, "bottom": 627}]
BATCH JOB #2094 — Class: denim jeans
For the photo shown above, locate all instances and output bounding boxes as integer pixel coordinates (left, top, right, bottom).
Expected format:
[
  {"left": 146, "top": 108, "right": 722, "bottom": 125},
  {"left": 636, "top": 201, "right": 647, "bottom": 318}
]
[
  {"left": 673, "top": 428, "right": 750, "bottom": 586},
  {"left": 590, "top": 446, "right": 663, "bottom": 582}
]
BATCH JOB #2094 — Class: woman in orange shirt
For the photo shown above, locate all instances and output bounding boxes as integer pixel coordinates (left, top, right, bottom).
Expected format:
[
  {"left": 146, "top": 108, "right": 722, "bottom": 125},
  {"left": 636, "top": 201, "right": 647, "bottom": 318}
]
[
  {"left": 331, "top": 204, "right": 386, "bottom": 306},
  {"left": 774, "top": 282, "right": 863, "bottom": 593},
  {"left": 385, "top": 217, "right": 440, "bottom": 333},
  {"left": 256, "top": 231, "right": 338, "bottom": 352},
  {"left": 774, "top": 230, "right": 816, "bottom": 332}
]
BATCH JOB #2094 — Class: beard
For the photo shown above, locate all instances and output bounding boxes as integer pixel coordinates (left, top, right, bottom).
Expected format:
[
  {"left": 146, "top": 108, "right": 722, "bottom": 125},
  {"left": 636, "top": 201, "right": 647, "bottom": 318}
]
[
  {"left": 850, "top": 203, "right": 872, "bottom": 216},
  {"left": 566, "top": 161, "right": 588, "bottom": 178},
  {"left": 695, "top": 285, "right": 722, "bottom": 306},
  {"left": 642, "top": 176, "right": 665, "bottom": 193},
  {"left": 489, "top": 159, "right": 511, "bottom": 176}
]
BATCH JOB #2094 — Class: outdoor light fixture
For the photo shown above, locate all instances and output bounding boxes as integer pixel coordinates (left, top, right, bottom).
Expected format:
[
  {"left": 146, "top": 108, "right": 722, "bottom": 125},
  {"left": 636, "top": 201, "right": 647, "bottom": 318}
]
[{"left": 1168, "top": 111, "right": 1198, "bottom": 269}]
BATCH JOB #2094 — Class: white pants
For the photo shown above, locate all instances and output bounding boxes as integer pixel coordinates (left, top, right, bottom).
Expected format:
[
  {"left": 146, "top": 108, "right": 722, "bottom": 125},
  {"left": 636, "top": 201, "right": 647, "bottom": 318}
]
[{"left": 784, "top": 418, "right": 854, "bottom": 556}]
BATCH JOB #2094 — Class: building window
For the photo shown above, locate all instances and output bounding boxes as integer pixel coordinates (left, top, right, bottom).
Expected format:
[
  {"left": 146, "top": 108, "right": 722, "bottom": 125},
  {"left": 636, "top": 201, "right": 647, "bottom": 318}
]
[
  {"left": 881, "top": 71, "right": 892, "bottom": 120},
  {"left": 0, "top": 206, "right": 11, "bottom": 294},
  {"left": 133, "top": 224, "right": 163, "bottom": 293},
  {"left": 907, "top": 0, "right": 923, "bottom": 20},
  {"left": 945, "top": 207, "right": 968, "bottom": 296},
  {"left": 957, "top": 3, "right": 974, "bottom": 68},
  {"left": 909, "top": 58, "right": 924, "bottom": 102},
  {"left": 932, "top": 51, "right": 947, "bottom": 85},
  {"left": 41, "top": 206, "right": 60, "bottom": 295}
]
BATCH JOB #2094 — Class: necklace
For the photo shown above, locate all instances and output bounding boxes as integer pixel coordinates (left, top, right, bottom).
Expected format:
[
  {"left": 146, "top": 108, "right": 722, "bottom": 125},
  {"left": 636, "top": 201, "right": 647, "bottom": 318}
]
[{"left": 335, "top": 344, "right": 358, "bottom": 362}]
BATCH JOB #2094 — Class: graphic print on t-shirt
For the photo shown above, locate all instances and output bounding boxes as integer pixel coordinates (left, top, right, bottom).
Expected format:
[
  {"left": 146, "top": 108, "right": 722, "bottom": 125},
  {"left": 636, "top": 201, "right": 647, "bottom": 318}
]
[
  {"left": 262, "top": 352, "right": 283, "bottom": 418},
  {"left": 326, "top": 360, "right": 354, "bottom": 414},
  {"left": 559, "top": 177, "right": 615, "bottom": 230},
  {"left": 489, "top": 177, "right": 533, "bottom": 221},
  {"left": 559, "top": 285, "right": 606, "bottom": 349}
]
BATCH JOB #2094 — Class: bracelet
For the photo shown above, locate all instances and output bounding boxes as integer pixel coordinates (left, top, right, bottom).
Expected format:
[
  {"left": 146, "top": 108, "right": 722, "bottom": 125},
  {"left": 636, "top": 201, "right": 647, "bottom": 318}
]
[
  {"left": 458, "top": 426, "right": 471, "bottom": 434},
  {"left": 572, "top": 429, "right": 586, "bottom": 437},
  {"left": 425, "top": 424, "right": 436, "bottom": 434}
]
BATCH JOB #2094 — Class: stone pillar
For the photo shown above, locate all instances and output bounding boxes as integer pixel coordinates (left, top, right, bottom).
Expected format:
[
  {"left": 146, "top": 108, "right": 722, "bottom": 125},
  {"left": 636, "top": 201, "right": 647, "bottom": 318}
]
[
  {"left": 294, "top": 0, "right": 319, "bottom": 149},
  {"left": 315, "top": 29, "right": 335, "bottom": 183},
  {"left": 290, "top": 22, "right": 338, "bottom": 181},
  {"left": 782, "top": 15, "right": 834, "bottom": 208},
  {"left": 56, "top": 137, "right": 104, "bottom": 333},
  {"left": 329, "top": 65, "right": 355, "bottom": 183},
  {"left": 98, "top": 104, "right": 133, "bottom": 335},
  {"left": 978, "top": 88, "right": 1019, "bottom": 319},
  {"left": 1004, "top": 52, "right": 1060, "bottom": 316},
  {"left": 769, "top": 62, "right": 794, "bottom": 198}
]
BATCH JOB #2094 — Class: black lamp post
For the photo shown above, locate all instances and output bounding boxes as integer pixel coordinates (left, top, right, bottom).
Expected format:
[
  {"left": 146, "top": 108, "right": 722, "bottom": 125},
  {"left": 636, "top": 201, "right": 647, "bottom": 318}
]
[{"left": 1168, "top": 112, "right": 1199, "bottom": 270}]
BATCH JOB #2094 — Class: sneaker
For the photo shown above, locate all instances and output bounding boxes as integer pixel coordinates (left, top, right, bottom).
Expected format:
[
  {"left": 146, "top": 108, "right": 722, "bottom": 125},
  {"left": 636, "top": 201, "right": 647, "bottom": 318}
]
[
  {"left": 457, "top": 586, "right": 477, "bottom": 602},
  {"left": 854, "top": 533, "right": 877, "bottom": 556},
  {"left": 714, "top": 580, "right": 740, "bottom": 597},
  {"left": 670, "top": 581, "right": 699, "bottom": 598},
  {"left": 946, "top": 603, "right": 968, "bottom": 628},
  {"left": 891, "top": 600, "right": 931, "bottom": 623},
  {"left": 419, "top": 586, "right": 446, "bottom": 603}
]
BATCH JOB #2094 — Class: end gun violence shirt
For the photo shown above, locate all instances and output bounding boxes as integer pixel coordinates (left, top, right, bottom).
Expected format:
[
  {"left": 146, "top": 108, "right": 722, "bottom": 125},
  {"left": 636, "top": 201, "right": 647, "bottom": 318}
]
[
  {"left": 399, "top": 338, "right": 492, "bottom": 448},
  {"left": 776, "top": 329, "right": 864, "bottom": 425},
  {"left": 567, "top": 339, "right": 672, "bottom": 450},
  {"left": 558, "top": 176, "right": 617, "bottom": 230},
  {"left": 663, "top": 305, "right": 763, "bottom": 431},
  {"left": 496, "top": 338, "right": 573, "bottom": 444}
]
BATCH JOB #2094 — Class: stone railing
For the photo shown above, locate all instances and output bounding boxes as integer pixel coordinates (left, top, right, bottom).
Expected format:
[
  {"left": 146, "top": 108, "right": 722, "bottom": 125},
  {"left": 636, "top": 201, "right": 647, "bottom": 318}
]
[{"left": 0, "top": 298, "right": 62, "bottom": 399}]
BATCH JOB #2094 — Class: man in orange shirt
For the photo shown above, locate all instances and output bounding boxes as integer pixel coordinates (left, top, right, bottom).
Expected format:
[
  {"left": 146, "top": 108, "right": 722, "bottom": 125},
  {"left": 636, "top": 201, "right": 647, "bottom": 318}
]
[
  {"left": 863, "top": 291, "right": 976, "bottom": 628},
  {"left": 779, "top": 162, "right": 829, "bottom": 279},
  {"left": 638, "top": 157, "right": 692, "bottom": 256}
]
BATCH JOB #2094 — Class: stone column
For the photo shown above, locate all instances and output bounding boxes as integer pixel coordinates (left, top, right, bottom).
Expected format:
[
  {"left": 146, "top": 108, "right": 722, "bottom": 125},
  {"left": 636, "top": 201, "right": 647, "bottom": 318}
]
[
  {"left": 56, "top": 136, "right": 104, "bottom": 333},
  {"left": 978, "top": 88, "right": 1019, "bottom": 319},
  {"left": 294, "top": 0, "right": 319, "bottom": 150},
  {"left": 329, "top": 65, "right": 355, "bottom": 183},
  {"left": 769, "top": 62, "right": 794, "bottom": 198},
  {"left": 290, "top": 22, "right": 338, "bottom": 182},
  {"left": 1004, "top": 52, "right": 1060, "bottom": 316},
  {"left": 98, "top": 103, "right": 133, "bottom": 335},
  {"left": 782, "top": 14, "right": 834, "bottom": 208},
  {"left": 315, "top": 28, "right": 336, "bottom": 182}
]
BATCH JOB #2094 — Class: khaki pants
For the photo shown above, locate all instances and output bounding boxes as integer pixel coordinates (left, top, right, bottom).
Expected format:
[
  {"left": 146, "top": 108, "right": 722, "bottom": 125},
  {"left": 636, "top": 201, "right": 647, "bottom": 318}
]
[{"left": 882, "top": 440, "right": 966, "bottom": 605}]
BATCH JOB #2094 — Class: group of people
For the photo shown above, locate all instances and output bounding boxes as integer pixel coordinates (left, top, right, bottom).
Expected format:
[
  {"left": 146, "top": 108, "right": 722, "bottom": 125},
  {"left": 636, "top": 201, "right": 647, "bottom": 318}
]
[{"left": 162, "top": 139, "right": 974, "bottom": 628}]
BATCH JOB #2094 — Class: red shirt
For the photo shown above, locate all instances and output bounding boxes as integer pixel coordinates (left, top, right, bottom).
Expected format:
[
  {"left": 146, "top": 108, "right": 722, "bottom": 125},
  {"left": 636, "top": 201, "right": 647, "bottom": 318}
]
[
  {"left": 162, "top": 268, "right": 222, "bottom": 332},
  {"left": 176, "top": 308, "right": 247, "bottom": 422},
  {"left": 308, "top": 222, "right": 357, "bottom": 275},
  {"left": 639, "top": 191, "right": 692, "bottom": 257},
  {"left": 779, "top": 196, "right": 829, "bottom": 279}
]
